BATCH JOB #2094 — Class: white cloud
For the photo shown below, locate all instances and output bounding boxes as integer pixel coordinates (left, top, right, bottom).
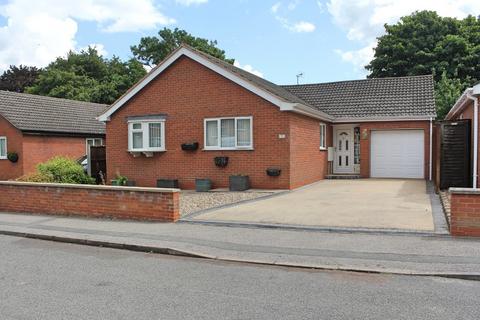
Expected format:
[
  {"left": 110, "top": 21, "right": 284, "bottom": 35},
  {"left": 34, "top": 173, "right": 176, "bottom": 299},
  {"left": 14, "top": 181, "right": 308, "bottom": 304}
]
[
  {"left": 271, "top": 1, "right": 316, "bottom": 33},
  {"left": 234, "top": 60, "right": 264, "bottom": 78},
  {"left": 327, "top": 0, "right": 480, "bottom": 72},
  {"left": 175, "top": 0, "right": 208, "bottom": 6},
  {"left": 0, "top": 0, "right": 175, "bottom": 70}
]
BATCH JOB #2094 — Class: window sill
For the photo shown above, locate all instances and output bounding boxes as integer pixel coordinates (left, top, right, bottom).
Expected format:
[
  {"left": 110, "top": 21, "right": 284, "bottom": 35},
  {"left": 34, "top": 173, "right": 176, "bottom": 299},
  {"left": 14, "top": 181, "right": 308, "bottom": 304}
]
[
  {"left": 128, "top": 149, "right": 166, "bottom": 153},
  {"left": 203, "top": 147, "right": 254, "bottom": 151},
  {"left": 0, "top": 157, "right": 6, "bottom": 160},
  {"left": 319, "top": 147, "right": 327, "bottom": 151}
]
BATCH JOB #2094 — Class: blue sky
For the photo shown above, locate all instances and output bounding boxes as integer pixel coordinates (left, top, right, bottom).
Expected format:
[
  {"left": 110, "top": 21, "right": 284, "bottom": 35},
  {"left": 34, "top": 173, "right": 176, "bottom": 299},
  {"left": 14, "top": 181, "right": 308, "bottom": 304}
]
[{"left": 0, "top": 0, "right": 479, "bottom": 85}]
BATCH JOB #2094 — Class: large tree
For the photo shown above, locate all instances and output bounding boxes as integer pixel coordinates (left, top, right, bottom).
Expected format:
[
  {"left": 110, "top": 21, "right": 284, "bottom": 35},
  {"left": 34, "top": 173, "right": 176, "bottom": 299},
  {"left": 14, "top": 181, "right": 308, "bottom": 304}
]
[
  {"left": 131, "top": 27, "right": 234, "bottom": 67},
  {"left": 27, "top": 47, "right": 146, "bottom": 104},
  {"left": 0, "top": 65, "right": 40, "bottom": 93},
  {"left": 366, "top": 11, "right": 480, "bottom": 118}
]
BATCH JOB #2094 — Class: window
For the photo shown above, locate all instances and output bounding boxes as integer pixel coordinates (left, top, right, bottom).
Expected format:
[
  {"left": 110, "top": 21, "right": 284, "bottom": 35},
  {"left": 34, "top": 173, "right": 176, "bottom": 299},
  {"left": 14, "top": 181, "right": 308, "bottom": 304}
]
[
  {"left": 319, "top": 123, "right": 327, "bottom": 150},
  {"left": 204, "top": 117, "right": 252, "bottom": 150},
  {"left": 86, "top": 138, "right": 104, "bottom": 153},
  {"left": 128, "top": 120, "right": 165, "bottom": 152},
  {"left": 0, "top": 137, "right": 6, "bottom": 159}
]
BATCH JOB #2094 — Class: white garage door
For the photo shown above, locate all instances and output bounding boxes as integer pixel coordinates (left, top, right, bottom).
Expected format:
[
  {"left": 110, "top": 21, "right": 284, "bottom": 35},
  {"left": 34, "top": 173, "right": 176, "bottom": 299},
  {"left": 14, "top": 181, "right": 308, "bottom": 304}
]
[{"left": 370, "top": 130, "right": 424, "bottom": 179}]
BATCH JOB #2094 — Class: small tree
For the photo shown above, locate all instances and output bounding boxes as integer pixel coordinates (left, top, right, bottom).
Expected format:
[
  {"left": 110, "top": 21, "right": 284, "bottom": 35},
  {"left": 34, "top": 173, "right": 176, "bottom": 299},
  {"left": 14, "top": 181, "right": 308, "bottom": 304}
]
[
  {"left": 0, "top": 65, "right": 40, "bottom": 92},
  {"left": 435, "top": 72, "right": 466, "bottom": 120}
]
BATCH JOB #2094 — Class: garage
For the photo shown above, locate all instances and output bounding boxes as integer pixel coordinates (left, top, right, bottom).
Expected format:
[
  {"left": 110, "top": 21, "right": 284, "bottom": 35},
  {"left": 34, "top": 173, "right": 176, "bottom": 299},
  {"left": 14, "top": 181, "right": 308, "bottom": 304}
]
[{"left": 370, "top": 130, "right": 424, "bottom": 179}]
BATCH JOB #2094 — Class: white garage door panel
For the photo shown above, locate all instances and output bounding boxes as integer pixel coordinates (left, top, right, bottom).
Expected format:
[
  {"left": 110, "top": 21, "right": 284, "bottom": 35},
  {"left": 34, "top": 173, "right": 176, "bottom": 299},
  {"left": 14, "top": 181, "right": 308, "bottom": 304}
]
[{"left": 370, "top": 130, "right": 424, "bottom": 178}]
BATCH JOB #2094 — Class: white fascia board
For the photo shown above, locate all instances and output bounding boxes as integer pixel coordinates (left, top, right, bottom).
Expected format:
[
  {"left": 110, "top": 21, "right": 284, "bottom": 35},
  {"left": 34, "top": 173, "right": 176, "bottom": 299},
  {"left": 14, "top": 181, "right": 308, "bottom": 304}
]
[
  {"left": 332, "top": 116, "right": 434, "bottom": 123},
  {"left": 445, "top": 89, "right": 472, "bottom": 120},
  {"left": 97, "top": 47, "right": 299, "bottom": 122}
]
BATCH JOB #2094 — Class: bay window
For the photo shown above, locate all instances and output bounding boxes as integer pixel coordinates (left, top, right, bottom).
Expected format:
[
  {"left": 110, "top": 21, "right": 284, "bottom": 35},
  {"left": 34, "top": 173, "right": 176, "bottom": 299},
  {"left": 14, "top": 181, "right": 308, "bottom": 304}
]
[
  {"left": 0, "top": 137, "right": 6, "bottom": 159},
  {"left": 128, "top": 120, "right": 165, "bottom": 152},
  {"left": 204, "top": 117, "right": 252, "bottom": 150}
]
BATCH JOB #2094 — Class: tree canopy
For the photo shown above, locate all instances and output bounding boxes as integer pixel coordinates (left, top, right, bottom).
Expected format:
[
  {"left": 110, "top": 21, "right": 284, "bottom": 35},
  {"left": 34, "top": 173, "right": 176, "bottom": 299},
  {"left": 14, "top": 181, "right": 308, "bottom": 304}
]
[
  {"left": 26, "top": 47, "right": 146, "bottom": 104},
  {"left": 366, "top": 11, "right": 480, "bottom": 118},
  {"left": 0, "top": 65, "right": 40, "bottom": 93},
  {"left": 131, "top": 27, "right": 234, "bottom": 67}
]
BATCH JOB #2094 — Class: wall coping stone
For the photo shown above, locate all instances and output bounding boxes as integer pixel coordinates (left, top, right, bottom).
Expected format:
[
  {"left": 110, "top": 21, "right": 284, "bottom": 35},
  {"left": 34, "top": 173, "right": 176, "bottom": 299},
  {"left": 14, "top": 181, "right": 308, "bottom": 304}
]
[
  {"left": 0, "top": 181, "right": 179, "bottom": 193},
  {"left": 449, "top": 187, "right": 480, "bottom": 195}
]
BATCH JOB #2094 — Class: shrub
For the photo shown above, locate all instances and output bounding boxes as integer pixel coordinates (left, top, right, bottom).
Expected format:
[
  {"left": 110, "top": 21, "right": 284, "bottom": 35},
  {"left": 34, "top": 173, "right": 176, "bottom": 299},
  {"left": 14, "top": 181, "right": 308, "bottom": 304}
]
[{"left": 18, "top": 157, "right": 95, "bottom": 184}]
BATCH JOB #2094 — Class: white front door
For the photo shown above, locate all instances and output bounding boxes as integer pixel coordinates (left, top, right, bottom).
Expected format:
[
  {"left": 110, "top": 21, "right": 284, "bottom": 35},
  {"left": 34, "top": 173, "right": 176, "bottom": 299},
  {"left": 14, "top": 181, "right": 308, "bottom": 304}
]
[{"left": 334, "top": 128, "right": 354, "bottom": 174}]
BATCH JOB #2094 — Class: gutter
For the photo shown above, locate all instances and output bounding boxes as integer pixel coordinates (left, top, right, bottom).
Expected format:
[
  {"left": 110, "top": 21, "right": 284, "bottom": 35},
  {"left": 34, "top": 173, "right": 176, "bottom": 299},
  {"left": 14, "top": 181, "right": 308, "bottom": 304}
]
[
  {"left": 429, "top": 117, "right": 433, "bottom": 181},
  {"left": 466, "top": 86, "right": 480, "bottom": 188}
]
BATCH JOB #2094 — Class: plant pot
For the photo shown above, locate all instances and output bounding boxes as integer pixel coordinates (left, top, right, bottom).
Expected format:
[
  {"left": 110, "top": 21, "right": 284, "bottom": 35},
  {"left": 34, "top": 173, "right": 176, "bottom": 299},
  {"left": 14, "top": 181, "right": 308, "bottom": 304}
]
[
  {"left": 229, "top": 175, "right": 250, "bottom": 191},
  {"left": 214, "top": 156, "right": 229, "bottom": 167},
  {"left": 111, "top": 179, "right": 120, "bottom": 186},
  {"left": 181, "top": 142, "right": 199, "bottom": 151},
  {"left": 157, "top": 179, "right": 179, "bottom": 188},
  {"left": 7, "top": 152, "right": 18, "bottom": 163},
  {"left": 195, "top": 178, "right": 212, "bottom": 192},
  {"left": 266, "top": 168, "right": 281, "bottom": 177},
  {"left": 125, "top": 180, "right": 136, "bottom": 186}
]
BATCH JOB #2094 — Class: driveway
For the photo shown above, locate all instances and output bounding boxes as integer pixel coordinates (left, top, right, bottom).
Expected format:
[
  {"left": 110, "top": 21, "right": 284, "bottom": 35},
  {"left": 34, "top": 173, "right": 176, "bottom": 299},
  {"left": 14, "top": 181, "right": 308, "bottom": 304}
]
[{"left": 189, "top": 179, "right": 436, "bottom": 231}]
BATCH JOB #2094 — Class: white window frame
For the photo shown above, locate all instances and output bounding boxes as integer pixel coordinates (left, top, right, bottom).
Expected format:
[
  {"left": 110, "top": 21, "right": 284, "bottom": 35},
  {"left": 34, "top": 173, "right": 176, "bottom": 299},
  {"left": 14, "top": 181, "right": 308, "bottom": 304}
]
[
  {"left": 85, "top": 138, "right": 104, "bottom": 154},
  {"left": 128, "top": 119, "right": 166, "bottom": 152},
  {"left": 319, "top": 123, "right": 327, "bottom": 150},
  {"left": 203, "top": 116, "right": 253, "bottom": 150},
  {"left": 0, "top": 136, "right": 6, "bottom": 159}
]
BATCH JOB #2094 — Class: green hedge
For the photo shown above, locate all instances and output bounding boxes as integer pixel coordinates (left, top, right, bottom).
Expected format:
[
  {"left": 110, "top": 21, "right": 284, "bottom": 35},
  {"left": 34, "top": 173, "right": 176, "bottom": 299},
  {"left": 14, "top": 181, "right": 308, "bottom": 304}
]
[{"left": 18, "top": 157, "right": 95, "bottom": 184}]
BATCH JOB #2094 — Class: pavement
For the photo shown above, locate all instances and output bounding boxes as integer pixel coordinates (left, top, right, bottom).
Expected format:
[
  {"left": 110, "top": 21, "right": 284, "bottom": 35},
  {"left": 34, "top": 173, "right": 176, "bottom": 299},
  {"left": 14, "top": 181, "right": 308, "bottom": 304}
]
[
  {"left": 186, "top": 179, "right": 440, "bottom": 232},
  {"left": 0, "top": 211, "right": 479, "bottom": 278},
  {"left": 2, "top": 235, "right": 479, "bottom": 320}
]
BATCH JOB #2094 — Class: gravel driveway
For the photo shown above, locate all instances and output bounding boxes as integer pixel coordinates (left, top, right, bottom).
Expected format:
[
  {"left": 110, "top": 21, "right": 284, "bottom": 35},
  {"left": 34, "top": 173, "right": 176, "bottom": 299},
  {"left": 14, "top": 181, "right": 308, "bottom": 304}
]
[{"left": 180, "top": 191, "right": 274, "bottom": 217}]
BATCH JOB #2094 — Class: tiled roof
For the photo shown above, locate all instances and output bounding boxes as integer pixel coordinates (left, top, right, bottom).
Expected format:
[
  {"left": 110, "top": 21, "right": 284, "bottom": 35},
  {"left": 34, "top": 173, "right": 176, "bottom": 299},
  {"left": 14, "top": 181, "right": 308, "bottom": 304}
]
[
  {"left": 0, "top": 91, "right": 106, "bottom": 135},
  {"left": 281, "top": 75, "right": 436, "bottom": 119}
]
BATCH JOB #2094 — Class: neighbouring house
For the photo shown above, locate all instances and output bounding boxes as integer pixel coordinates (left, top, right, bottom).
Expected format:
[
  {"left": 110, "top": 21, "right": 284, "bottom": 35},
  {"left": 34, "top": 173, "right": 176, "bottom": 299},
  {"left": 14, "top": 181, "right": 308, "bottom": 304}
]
[
  {"left": 98, "top": 45, "right": 436, "bottom": 189},
  {"left": 443, "top": 82, "right": 480, "bottom": 188},
  {"left": 0, "top": 91, "right": 106, "bottom": 180}
]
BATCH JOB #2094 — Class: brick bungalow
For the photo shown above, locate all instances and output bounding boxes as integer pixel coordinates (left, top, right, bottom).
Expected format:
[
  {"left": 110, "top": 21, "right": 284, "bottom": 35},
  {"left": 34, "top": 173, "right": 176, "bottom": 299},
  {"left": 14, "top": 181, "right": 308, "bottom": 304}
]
[
  {"left": 0, "top": 91, "right": 106, "bottom": 180},
  {"left": 98, "top": 45, "right": 436, "bottom": 189}
]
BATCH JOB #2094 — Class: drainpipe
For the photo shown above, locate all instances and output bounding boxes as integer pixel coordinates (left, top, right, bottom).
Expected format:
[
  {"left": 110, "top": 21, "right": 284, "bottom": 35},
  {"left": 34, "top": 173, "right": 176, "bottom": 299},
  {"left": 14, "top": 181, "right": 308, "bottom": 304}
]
[
  {"left": 466, "top": 88, "right": 479, "bottom": 188},
  {"left": 429, "top": 117, "right": 433, "bottom": 181}
]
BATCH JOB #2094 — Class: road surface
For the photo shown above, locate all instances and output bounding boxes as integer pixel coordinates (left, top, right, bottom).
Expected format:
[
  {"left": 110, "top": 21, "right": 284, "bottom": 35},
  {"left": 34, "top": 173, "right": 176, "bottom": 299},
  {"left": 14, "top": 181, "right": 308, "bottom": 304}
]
[{"left": 0, "top": 235, "right": 478, "bottom": 319}]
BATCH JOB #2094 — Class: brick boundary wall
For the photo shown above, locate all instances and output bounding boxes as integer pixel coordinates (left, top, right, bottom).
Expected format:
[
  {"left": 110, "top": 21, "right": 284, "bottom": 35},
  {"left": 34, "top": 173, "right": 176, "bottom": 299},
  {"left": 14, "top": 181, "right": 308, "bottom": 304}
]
[
  {"left": 449, "top": 188, "right": 480, "bottom": 237},
  {"left": 0, "top": 181, "right": 180, "bottom": 222}
]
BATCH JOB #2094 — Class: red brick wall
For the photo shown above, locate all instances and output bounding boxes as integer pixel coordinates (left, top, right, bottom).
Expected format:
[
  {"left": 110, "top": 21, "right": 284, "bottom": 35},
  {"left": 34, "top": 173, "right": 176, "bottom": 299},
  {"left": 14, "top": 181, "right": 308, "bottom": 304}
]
[
  {"left": 0, "top": 115, "right": 23, "bottom": 180},
  {"left": 22, "top": 135, "right": 88, "bottom": 175},
  {"left": 0, "top": 182, "right": 179, "bottom": 222},
  {"left": 289, "top": 113, "right": 331, "bottom": 188},
  {"left": 450, "top": 190, "right": 480, "bottom": 237},
  {"left": 357, "top": 121, "right": 431, "bottom": 179},
  {"left": 106, "top": 56, "right": 291, "bottom": 189}
]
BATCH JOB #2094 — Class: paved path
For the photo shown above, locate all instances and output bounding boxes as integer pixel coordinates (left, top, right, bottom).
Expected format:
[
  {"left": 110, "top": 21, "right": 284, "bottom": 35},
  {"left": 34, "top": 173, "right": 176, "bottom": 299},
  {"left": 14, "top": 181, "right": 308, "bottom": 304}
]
[
  {"left": 1, "top": 235, "right": 479, "bottom": 320},
  {"left": 186, "top": 179, "right": 443, "bottom": 232},
  {"left": 0, "top": 212, "right": 478, "bottom": 277}
]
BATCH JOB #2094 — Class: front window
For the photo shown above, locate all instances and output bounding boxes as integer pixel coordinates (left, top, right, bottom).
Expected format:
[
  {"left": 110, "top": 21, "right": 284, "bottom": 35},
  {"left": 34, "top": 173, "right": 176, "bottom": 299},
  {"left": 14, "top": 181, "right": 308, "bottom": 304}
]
[
  {"left": 0, "top": 137, "right": 6, "bottom": 159},
  {"left": 128, "top": 121, "right": 165, "bottom": 152},
  {"left": 204, "top": 117, "right": 252, "bottom": 150},
  {"left": 319, "top": 123, "right": 327, "bottom": 150}
]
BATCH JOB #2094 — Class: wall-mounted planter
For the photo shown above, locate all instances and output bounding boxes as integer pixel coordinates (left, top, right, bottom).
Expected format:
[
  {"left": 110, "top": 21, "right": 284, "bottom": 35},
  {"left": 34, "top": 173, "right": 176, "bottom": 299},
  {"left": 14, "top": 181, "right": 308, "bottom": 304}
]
[
  {"left": 7, "top": 152, "right": 18, "bottom": 163},
  {"left": 157, "top": 179, "right": 179, "bottom": 188},
  {"left": 266, "top": 168, "right": 281, "bottom": 177},
  {"left": 229, "top": 175, "right": 250, "bottom": 191},
  {"left": 181, "top": 142, "right": 199, "bottom": 151},
  {"left": 195, "top": 178, "right": 212, "bottom": 192},
  {"left": 214, "top": 156, "right": 229, "bottom": 168}
]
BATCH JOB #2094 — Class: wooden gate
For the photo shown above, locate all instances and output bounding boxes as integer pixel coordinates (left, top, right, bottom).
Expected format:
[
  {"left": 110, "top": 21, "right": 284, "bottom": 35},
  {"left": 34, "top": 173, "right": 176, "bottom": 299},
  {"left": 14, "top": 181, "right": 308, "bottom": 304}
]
[
  {"left": 439, "top": 120, "right": 471, "bottom": 189},
  {"left": 89, "top": 146, "right": 107, "bottom": 184}
]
